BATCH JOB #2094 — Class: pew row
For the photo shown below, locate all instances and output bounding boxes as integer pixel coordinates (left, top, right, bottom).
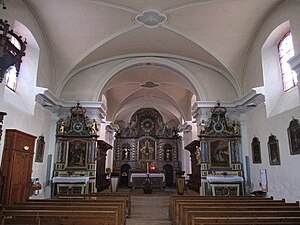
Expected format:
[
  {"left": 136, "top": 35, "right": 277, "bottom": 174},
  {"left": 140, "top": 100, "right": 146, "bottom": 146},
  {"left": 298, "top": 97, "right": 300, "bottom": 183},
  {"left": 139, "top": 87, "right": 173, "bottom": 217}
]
[
  {"left": 56, "top": 192, "right": 132, "bottom": 216},
  {"left": 1, "top": 197, "right": 127, "bottom": 225}
]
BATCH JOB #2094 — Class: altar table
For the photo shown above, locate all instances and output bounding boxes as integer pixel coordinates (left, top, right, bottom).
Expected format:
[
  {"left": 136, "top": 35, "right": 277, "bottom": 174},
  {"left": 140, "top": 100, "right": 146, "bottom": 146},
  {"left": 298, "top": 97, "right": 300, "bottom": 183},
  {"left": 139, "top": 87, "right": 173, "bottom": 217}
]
[
  {"left": 129, "top": 173, "right": 165, "bottom": 188},
  {"left": 207, "top": 176, "right": 244, "bottom": 196},
  {"left": 52, "top": 176, "right": 90, "bottom": 195}
]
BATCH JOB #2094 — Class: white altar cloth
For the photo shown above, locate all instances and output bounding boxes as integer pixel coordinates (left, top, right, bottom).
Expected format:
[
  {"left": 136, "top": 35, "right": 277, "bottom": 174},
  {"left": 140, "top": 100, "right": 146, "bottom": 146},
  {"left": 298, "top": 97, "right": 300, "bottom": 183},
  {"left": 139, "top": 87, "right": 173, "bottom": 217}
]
[
  {"left": 52, "top": 176, "right": 89, "bottom": 184},
  {"left": 207, "top": 176, "right": 243, "bottom": 184},
  {"left": 129, "top": 173, "right": 165, "bottom": 182}
]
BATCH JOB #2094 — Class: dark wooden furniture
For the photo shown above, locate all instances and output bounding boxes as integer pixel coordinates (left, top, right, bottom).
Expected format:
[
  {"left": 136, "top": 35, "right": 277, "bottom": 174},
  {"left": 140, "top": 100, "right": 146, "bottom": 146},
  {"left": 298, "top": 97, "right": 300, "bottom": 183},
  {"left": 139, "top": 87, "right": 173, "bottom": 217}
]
[
  {"left": 96, "top": 140, "right": 112, "bottom": 191},
  {"left": 1, "top": 129, "right": 36, "bottom": 205},
  {"left": 185, "top": 140, "right": 201, "bottom": 192}
]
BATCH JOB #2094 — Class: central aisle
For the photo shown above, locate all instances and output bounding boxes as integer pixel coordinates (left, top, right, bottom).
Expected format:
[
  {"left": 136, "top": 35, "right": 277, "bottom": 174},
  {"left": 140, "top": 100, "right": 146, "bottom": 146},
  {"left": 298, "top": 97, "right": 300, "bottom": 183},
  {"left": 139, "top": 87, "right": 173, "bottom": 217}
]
[{"left": 126, "top": 189, "right": 174, "bottom": 225}]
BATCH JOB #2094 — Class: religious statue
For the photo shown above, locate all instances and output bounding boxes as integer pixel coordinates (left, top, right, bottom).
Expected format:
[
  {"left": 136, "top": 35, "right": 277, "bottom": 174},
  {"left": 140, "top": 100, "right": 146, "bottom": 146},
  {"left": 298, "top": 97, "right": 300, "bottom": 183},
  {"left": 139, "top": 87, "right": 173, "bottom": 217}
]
[
  {"left": 123, "top": 147, "right": 130, "bottom": 160},
  {"left": 90, "top": 119, "right": 98, "bottom": 134},
  {"left": 165, "top": 149, "right": 172, "bottom": 161},
  {"left": 59, "top": 120, "right": 65, "bottom": 134},
  {"left": 195, "top": 145, "right": 201, "bottom": 165},
  {"left": 232, "top": 121, "right": 239, "bottom": 135},
  {"left": 199, "top": 119, "right": 206, "bottom": 134}
]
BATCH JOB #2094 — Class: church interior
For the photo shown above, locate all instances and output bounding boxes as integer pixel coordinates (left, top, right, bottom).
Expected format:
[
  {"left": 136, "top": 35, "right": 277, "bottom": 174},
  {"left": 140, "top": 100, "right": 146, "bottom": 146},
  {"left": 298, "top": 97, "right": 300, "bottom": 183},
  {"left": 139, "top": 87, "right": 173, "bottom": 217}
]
[{"left": 1, "top": 0, "right": 300, "bottom": 224}]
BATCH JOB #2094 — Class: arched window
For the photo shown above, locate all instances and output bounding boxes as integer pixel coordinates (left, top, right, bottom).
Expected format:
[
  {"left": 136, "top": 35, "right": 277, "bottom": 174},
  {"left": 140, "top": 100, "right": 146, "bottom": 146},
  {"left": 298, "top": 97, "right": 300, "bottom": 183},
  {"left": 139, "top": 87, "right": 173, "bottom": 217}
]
[{"left": 278, "top": 31, "right": 297, "bottom": 91}]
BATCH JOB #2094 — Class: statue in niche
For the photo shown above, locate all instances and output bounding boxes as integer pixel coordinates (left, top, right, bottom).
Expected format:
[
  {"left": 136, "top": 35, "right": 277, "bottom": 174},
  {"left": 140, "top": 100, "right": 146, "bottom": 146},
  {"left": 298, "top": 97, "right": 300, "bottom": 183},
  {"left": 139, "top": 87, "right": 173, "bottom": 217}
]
[
  {"left": 140, "top": 140, "right": 154, "bottom": 160},
  {"left": 165, "top": 148, "right": 172, "bottom": 161},
  {"left": 123, "top": 147, "right": 130, "bottom": 160},
  {"left": 195, "top": 145, "right": 201, "bottom": 165}
]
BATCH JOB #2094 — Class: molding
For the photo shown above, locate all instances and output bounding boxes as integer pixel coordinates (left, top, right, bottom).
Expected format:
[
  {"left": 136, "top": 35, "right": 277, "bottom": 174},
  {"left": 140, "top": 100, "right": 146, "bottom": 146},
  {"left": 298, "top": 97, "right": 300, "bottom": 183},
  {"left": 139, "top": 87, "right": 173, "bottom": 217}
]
[{"left": 288, "top": 53, "right": 300, "bottom": 74}]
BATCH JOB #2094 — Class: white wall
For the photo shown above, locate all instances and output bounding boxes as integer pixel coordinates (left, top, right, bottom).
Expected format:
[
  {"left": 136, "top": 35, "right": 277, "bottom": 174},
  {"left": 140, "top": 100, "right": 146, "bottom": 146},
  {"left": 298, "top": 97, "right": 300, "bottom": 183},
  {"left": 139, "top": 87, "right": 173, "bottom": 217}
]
[{"left": 246, "top": 104, "right": 300, "bottom": 202}]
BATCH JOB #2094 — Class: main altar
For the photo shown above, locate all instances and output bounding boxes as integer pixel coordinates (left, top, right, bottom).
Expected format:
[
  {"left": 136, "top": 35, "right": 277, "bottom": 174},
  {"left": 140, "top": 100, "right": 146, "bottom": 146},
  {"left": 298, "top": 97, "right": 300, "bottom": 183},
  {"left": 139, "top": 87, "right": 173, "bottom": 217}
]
[{"left": 112, "top": 108, "right": 182, "bottom": 188}]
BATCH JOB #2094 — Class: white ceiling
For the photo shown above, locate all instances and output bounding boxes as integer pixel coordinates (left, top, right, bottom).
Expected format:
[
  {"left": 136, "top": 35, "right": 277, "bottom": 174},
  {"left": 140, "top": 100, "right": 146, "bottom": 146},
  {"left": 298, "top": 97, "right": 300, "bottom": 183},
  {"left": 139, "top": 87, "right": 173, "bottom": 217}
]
[{"left": 23, "top": 0, "right": 282, "bottom": 124}]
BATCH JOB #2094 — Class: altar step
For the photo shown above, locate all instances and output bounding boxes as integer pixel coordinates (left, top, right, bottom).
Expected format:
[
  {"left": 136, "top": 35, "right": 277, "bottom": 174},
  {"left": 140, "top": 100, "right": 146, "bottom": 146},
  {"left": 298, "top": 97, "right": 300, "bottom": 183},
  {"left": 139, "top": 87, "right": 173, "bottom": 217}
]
[{"left": 127, "top": 195, "right": 171, "bottom": 225}]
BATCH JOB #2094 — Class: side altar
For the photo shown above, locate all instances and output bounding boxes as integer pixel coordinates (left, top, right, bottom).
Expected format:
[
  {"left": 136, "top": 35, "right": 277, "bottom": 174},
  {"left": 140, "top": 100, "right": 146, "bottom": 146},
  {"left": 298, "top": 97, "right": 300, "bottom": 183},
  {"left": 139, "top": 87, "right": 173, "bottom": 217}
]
[
  {"left": 195, "top": 102, "right": 244, "bottom": 196},
  {"left": 52, "top": 103, "right": 99, "bottom": 196}
]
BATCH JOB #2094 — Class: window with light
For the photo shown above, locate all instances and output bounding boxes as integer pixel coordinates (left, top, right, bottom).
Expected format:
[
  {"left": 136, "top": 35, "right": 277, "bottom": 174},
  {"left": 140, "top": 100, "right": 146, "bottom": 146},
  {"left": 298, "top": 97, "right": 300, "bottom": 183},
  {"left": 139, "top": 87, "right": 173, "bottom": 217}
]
[
  {"left": 4, "top": 36, "right": 21, "bottom": 91},
  {"left": 278, "top": 31, "right": 297, "bottom": 91}
]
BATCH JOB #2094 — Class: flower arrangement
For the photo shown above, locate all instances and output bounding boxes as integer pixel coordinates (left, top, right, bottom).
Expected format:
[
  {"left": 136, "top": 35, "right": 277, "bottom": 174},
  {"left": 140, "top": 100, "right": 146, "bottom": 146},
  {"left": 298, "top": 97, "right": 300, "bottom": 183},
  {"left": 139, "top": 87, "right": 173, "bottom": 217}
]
[{"left": 143, "top": 177, "right": 153, "bottom": 194}]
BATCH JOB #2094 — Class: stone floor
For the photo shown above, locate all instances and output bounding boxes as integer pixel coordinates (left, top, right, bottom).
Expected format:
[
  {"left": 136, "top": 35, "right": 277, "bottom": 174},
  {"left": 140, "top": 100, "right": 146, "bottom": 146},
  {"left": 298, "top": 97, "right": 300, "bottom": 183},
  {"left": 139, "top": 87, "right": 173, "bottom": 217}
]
[{"left": 126, "top": 188, "right": 175, "bottom": 225}]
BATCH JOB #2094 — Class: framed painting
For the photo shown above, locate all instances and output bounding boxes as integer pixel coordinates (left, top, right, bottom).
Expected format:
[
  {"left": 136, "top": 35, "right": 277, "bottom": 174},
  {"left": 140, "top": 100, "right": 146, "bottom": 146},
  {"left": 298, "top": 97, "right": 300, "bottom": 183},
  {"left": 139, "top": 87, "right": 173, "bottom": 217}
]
[
  {"left": 210, "top": 140, "right": 230, "bottom": 167},
  {"left": 67, "top": 140, "right": 87, "bottom": 168},
  {"left": 287, "top": 117, "right": 300, "bottom": 155},
  {"left": 268, "top": 134, "right": 280, "bottom": 165},
  {"left": 138, "top": 138, "right": 156, "bottom": 161},
  {"left": 251, "top": 136, "right": 261, "bottom": 164},
  {"left": 35, "top": 135, "right": 45, "bottom": 163}
]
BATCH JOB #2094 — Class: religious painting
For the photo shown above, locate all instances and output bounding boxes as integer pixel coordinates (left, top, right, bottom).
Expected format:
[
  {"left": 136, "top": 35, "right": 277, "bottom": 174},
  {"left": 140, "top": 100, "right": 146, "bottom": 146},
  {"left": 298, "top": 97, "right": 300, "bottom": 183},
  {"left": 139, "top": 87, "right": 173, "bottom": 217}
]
[
  {"left": 251, "top": 136, "right": 262, "bottom": 164},
  {"left": 35, "top": 135, "right": 45, "bottom": 163},
  {"left": 287, "top": 117, "right": 300, "bottom": 155},
  {"left": 138, "top": 139, "right": 156, "bottom": 161},
  {"left": 268, "top": 134, "right": 280, "bottom": 165},
  {"left": 67, "top": 140, "right": 87, "bottom": 168},
  {"left": 210, "top": 140, "right": 230, "bottom": 167}
]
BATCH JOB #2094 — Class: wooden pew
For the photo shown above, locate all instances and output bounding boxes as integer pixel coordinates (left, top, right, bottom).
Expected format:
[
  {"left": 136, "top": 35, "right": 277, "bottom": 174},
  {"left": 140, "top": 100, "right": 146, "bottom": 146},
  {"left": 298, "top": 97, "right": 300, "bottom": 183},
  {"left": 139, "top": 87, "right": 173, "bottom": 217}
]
[
  {"left": 57, "top": 192, "right": 132, "bottom": 216},
  {"left": 169, "top": 195, "right": 275, "bottom": 221},
  {"left": 184, "top": 210, "right": 300, "bottom": 225},
  {"left": 175, "top": 201, "right": 299, "bottom": 225},
  {"left": 181, "top": 205, "right": 300, "bottom": 225},
  {"left": 170, "top": 197, "right": 288, "bottom": 224},
  {"left": 1, "top": 209, "right": 120, "bottom": 225},
  {"left": 191, "top": 216, "right": 300, "bottom": 225},
  {"left": 24, "top": 199, "right": 127, "bottom": 224},
  {"left": 1, "top": 197, "right": 128, "bottom": 225}
]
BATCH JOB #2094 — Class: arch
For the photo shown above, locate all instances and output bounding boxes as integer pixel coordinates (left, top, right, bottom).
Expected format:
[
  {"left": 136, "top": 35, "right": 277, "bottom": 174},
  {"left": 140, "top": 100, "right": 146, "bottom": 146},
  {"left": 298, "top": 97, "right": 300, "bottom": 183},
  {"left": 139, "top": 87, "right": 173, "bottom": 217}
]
[
  {"left": 120, "top": 163, "right": 131, "bottom": 187},
  {"left": 163, "top": 164, "right": 174, "bottom": 187},
  {"left": 3, "top": 20, "right": 41, "bottom": 115},
  {"left": 93, "top": 57, "right": 206, "bottom": 101}
]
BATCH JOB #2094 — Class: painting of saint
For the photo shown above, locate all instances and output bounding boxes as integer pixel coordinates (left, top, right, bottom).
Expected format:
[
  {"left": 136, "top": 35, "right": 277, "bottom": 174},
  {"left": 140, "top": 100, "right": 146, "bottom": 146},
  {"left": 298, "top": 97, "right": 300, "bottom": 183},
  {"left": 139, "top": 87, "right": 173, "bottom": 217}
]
[
  {"left": 210, "top": 140, "right": 230, "bottom": 167},
  {"left": 287, "top": 118, "right": 300, "bottom": 155},
  {"left": 67, "top": 141, "right": 87, "bottom": 167},
  {"left": 268, "top": 134, "right": 280, "bottom": 165}
]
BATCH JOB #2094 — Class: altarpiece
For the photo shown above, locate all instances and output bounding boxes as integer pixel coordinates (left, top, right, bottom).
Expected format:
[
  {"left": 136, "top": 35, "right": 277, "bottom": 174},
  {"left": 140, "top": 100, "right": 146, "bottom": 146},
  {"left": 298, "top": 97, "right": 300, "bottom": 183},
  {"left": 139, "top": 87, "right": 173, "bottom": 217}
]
[
  {"left": 113, "top": 108, "right": 182, "bottom": 188},
  {"left": 196, "top": 102, "right": 244, "bottom": 196},
  {"left": 52, "top": 103, "right": 99, "bottom": 196}
]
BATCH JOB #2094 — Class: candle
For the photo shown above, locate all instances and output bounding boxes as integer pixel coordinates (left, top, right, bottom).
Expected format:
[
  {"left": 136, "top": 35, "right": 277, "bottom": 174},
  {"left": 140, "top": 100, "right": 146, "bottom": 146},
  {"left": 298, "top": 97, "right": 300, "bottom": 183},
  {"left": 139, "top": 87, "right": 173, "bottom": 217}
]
[{"left": 147, "top": 162, "right": 149, "bottom": 174}]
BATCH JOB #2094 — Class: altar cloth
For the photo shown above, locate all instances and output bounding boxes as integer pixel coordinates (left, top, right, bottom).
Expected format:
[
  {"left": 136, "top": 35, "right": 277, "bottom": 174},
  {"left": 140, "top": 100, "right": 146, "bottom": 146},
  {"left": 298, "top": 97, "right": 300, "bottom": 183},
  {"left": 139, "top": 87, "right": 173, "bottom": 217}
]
[
  {"left": 207, "top": 176, "right": 243, "bottom": 183},
  {"left": 129, "top": 173, "right": 165, "bottom": 182},
  {"left": 52, "top": 176, "right": 89, "bottom": 184}
]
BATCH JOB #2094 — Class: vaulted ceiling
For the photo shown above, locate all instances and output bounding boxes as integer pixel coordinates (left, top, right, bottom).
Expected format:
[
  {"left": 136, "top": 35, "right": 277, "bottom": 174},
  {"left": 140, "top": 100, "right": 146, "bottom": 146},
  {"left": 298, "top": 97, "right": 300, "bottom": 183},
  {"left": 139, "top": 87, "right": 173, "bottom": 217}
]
[{"left": 23, "top": 0, "right": 282, "bottom": 123}]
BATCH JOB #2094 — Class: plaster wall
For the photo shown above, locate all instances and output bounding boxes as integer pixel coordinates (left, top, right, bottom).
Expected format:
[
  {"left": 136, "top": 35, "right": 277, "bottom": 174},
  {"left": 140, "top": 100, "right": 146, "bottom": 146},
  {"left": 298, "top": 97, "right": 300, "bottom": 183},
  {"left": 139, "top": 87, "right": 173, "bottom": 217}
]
[
  {"left": 246, "top": 104, "right": 300, "bottom": 202},
  {"left": 243, "top": 0, "right": 300, "bottom": 93},
  {"left": 0, "top": 84, "right": 56, "bottom": 198},
  {"left": 4, "top": 0, "right": 54, "bottom": 91}
]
